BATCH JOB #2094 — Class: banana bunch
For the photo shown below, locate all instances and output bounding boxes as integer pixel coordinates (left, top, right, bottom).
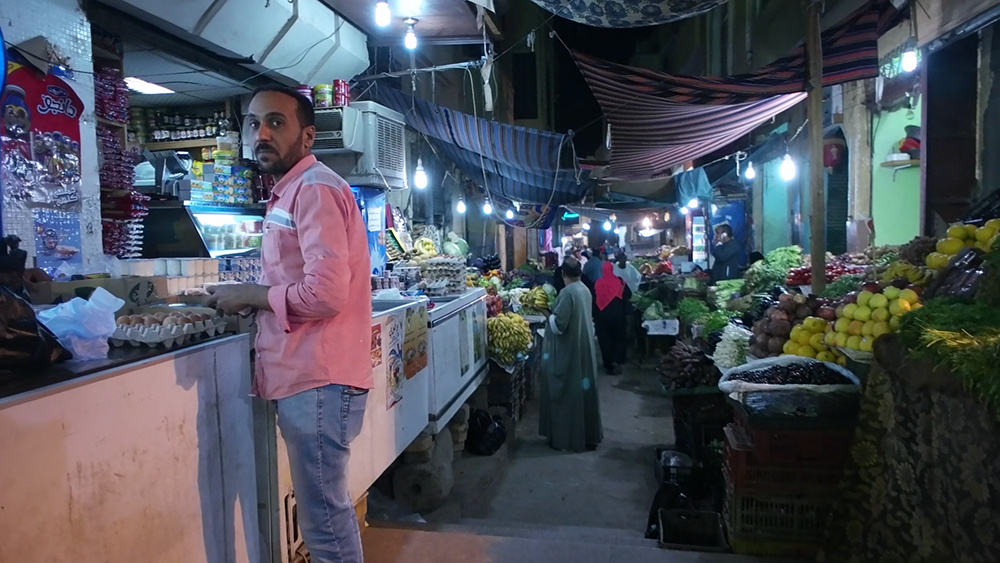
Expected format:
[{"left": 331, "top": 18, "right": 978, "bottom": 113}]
[
  {"left": 519, "top": 287, "right": 550, "bottom": 313},
  {"left": 487, "top": 313, "right": 532, "bottom": 365},
  {"left": 879, "top": 260, "right": 934, "bottom": 287},
  {"left": 404, "top": 238, "right": 439, "bottom": 265}
]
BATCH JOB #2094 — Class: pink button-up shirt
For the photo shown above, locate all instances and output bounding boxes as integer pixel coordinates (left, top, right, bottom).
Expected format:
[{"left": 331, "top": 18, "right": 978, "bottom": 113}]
[{"left": 253, "top": 155, "right": 373, "bottom": 400}]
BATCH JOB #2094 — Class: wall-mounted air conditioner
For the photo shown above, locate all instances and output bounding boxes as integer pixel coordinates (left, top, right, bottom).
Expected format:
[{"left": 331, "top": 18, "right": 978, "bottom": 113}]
[{"left": 314, "top": 101, "right": 407, "bottom": 190}]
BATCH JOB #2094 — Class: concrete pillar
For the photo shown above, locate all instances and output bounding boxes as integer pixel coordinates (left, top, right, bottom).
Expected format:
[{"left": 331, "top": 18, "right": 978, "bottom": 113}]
[{"left": 841, "top": 80, "right": 873, "bottom": 252}]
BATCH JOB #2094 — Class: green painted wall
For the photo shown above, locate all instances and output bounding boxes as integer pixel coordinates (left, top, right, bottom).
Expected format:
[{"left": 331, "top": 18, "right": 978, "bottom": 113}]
[
  {"left": 761, "top": 159, "right": 792, "bottom": 253},
  {"left": 871, "top": 100, "right": 923, "bottom": 246}
]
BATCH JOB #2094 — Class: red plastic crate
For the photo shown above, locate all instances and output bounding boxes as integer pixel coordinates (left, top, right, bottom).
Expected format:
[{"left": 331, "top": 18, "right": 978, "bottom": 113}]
[
  {"left": 724, "top": 425, "right": 845, "bottom": 496},
  {"left": 733, "top": 419, "right": 853, "bottom": 466}
]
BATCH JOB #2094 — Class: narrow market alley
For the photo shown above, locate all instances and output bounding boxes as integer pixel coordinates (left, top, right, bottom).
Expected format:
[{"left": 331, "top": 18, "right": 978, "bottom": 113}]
[{"left": 363, "top": 362, "right": 792, "bottom": 563}]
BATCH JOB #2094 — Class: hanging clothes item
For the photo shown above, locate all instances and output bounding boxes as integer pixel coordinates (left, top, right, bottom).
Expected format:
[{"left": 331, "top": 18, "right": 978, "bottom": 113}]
[{"left": 673, "top": 168, "right": 713, "bottom": 207}]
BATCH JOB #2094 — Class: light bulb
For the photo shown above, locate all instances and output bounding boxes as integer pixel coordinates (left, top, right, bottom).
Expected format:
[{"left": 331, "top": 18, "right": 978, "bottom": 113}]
[
  {"left": 609, "top": 213, "right": 617, "bottom": 222},
  {"left": 413, "top": 158, "right": 427, "bottom": 189},
  {"left": 744, "top": 161, "right": 756, "bottom": 180},
  {"left": 642, "top": 217, "right": 652, "bottom": 229},
  {"left": 901, "top": 38, "right": 918, "bottom": 73},
  {"left": 482, "top": 201, "right": 492, "bottom": 215},
  {"left": 681, "top": 207, "right": 689, "bottom": 215},
  {"left": 582, "top": 223, "right": 591, "bottom": 231},
  {"left": 375, "top": 1, "right": 391, "bottom": 27},
  {"left": 687, "top": 198, "right": 699, "bottom": 209},
  {"left": 505, "top": 209, "right": 514, "bottom": 220},
  {"left": 780, "top": 153, "right": 797, "bottom": 181},
  {"left": 603, "top": 221, "right": 612, "bottom": 231},
  {"left": 664, "top": 212, "right": 670, "bottom": 221},
  {"left": 404, "top": 27, "right": 417, "bottom": 50},
  {"left": 456, "top": 199, "right": 466, "bottom": 214},
  {"left": 711, "top": 204, "right": 718, "bottom": 214}
]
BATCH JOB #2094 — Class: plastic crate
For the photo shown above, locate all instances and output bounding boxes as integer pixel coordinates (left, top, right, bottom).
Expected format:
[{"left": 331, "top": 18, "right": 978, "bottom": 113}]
[
  {"left": 723, "top": 471, "right": 833, "bottom": 543},
  {"left": 732, "top": 421, "right": 853, "bottom": 467},
  {"left": 658, "top": 509, "right": 728, "bottom": 552},
  {"left": 653, "top": 447, "right": 696, "bottom": 487},
  {"left": 727, "top": 534, "right": 820, "bottom": 559},
  {"left": 724, "top": 425, "right": 844, "bottom": 495}
]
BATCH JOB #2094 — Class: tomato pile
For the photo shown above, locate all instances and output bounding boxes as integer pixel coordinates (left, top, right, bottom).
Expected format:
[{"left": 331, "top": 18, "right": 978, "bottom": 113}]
[{"left": 785, "top": 261, "right": 865, "bottom": 286}]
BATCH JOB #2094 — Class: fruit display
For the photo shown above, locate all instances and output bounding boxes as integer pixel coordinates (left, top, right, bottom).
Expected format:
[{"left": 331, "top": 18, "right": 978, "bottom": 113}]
[
  {"left": 657, "top": 342, "right": 721, "bottom": 390},
  {"left": 714, "top": 324, "right": 752, "bottom": 370},
  {"left": 785, "top": 316, "right": 847, "bottom": 366},
  {"left": 925, "top": 248, "right": 986, "bottom": 301},
  {"left": 519, "top": 285, "right": 555, "bottom": 314},
  {"left": 748, "top": 292, "right": 828, "bottom": 359},
  {"left": 486, "top": 294, "right": 503, "bottom": 317},
  {"left": 785, "top": 260, "right": 865, "bottom": 287},
  {"left": 480, "top": 253, "right": 502, "bottom": 272},
  {"left": 925, "top": 219, "right": 1000, "bottom": 271},
  {"left": 898, "top": 236, "right": 938, "bottom": 266},
  {"left": 826, "top": 281, "right": 921, "bottom": 354},
  {"left": 402, "top": 237, "right": 439, "bottom": 266},
  {"left": 487, "top": 313, "right": 532, "bottom": 365},
  {"left": 727, "top": 361, "right": 854, "bottom": 386},
  {"left": 879, "top": 260, "right": 935, "bottom": 287}
]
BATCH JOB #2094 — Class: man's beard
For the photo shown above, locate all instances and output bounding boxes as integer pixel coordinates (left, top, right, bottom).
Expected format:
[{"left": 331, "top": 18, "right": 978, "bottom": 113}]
[{"left": 256, "top": 132, "right": 305, "bottom": 175}]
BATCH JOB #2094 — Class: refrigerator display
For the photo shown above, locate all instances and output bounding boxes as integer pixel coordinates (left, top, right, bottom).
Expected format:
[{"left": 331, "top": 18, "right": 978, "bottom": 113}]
[{"left": 142, "top": 201, "right": 263, "bottom": 258}]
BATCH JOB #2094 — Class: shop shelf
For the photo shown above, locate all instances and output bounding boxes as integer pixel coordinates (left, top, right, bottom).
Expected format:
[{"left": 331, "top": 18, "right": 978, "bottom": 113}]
[{"left": 145, "top": 138, "right": 218, "bottom": 151}]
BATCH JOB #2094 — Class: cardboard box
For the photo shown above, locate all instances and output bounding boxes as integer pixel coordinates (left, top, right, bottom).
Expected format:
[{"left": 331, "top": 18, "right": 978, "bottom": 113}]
[{"left": 121, "top": 276, "right": 168, "bottom": 311}]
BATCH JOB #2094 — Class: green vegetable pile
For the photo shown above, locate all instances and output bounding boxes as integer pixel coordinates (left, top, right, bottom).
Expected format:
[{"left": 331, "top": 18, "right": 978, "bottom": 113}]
[
  {"left": 643, "top": 302, "right": 668, "bottom": 321},
  {"left": 696, "top": 310, "right": 731, "bottom": 332},
  {"left": 745, "top": 246, "right": 803, "bottom": 294},
  {"left": 678, "top": 297, "right": 710, "bottom": 324},
  {"left": 897, "top": 298, "right": 1000, "bottom": 418},
  {"left": 709, "top": 279, "right": 745, "bottom": 309},
  {"left": 821, "top": 274, "right": 865, "bottom": 298}
]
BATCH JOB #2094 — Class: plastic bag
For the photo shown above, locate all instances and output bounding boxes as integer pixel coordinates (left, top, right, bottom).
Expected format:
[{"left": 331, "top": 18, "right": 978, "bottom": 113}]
[
  {"left": 718, "top": 355, "right": 860, "bottom": 394},
  {"left": 0, "top": 286, "right": 71, "bottom": 373},
  {"left": 465, "top": 409, "right": 506, "bottom": 456},
  {"left": 37, "top": 287, "right": 124, "bottom": 360}
]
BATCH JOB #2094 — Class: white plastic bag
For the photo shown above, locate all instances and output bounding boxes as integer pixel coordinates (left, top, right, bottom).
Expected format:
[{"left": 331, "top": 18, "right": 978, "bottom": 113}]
[
  {"left": 718, "top": 355, "right": 860, "bottom": 394},
  {"left": 37, "top": 287, "right": 125, "bottom": 360}
]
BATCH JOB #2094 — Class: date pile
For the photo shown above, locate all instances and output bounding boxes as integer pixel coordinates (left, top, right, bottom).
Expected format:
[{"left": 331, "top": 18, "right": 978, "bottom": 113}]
[
  {"left": 657, "top": 342, "right": 721, "bottom": 390},
  {"left": 730, "top": 362, "right": 852, "bottom": 386}
]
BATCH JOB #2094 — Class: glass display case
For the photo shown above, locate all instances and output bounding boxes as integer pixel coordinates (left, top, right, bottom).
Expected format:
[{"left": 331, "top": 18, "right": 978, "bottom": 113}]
[{"left": 142, "top": 201, "right": 264, "bottom": 258}]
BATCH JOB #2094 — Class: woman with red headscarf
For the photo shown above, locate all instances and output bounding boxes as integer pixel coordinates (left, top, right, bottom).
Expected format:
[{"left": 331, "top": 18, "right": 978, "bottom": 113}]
[{"left": 593, "top": 260, "right": 632, "bottom": 375}]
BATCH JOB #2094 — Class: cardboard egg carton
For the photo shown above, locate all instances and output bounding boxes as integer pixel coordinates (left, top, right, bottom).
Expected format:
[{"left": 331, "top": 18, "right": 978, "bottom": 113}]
[{"left": 111, "top": 315, "right": 227, "bottom": 348}]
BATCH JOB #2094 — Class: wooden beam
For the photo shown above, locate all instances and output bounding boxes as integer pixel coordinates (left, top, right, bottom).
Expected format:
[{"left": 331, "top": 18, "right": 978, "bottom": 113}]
[{"left": 806, "top": 0, "right": 827, "bottom": 294}]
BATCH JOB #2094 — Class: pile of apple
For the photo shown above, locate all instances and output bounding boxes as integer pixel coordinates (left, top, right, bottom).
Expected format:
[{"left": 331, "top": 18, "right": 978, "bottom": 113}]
[
  {"left": 824, "top": 281, "right": 922, "bottom": 353},
  {"left": 784, "top": 316, "right": 848, "bottom": 366}
]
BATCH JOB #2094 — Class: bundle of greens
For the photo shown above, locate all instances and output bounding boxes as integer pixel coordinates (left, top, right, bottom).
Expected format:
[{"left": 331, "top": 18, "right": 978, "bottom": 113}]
[
  {"left": 710, "top": 279, "right": 746, "bottom": 309},
  {"left": 897, "top": 298, "right": 1000, "bottom": 418},
  {"left": 678, "top": 297, "right": 710, "bottom": 324},
  {"left": 821, "top": 274, "right": 865, "bottom": 298},
  {"left": 744, "top": 246, "right": 804, "bottom": 294},
  {"left": 696, "top": 310, "right": 731, "bottom": 332}
]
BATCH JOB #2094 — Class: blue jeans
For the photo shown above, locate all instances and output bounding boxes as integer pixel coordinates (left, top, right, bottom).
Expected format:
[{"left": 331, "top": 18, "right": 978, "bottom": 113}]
[{"left": 276, "top": 384, "right": 369, "bottom": 563}]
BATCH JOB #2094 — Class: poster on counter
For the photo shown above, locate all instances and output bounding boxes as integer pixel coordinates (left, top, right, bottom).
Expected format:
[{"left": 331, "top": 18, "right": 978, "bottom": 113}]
[
  {"left": 2, "top": 49, "right": 83, "bottom": 210},
  {"left": 472, "top": 305, "right": 485, "bottom": 365},
  {"left": 370, "top": 323, "right": 383, "bottom": 369},
  {"left": 385, "top": 312, "right": 404, "bottom": 410},
  {"left": 402, "top": 305, "right": 428, "bottom": 379},
  {"left": 32, "top": 207, "right": 81, "bottom": 275},
  {"left": 459, "top": 309, "right": 470, "bottom": 375}
]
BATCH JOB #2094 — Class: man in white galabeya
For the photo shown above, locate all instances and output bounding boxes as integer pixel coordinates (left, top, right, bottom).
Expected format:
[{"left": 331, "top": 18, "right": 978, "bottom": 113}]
[{"left": 208, "top": 85, "right": 372, "bottom": 563}]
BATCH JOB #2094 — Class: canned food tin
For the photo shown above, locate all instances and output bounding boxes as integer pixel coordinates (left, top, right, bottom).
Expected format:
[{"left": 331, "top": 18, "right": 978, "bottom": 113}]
[
  {"left": 296, "top": 85, "right": 313, "bottom": 104},
  {"left": 313, "top": 84, "right": 333, "bottom": 108}
]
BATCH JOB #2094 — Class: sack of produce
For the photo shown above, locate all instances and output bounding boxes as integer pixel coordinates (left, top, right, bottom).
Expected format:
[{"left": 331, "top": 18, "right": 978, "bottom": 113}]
[{"left": 719, "top": 355, "right": 859, "bottom": 394}]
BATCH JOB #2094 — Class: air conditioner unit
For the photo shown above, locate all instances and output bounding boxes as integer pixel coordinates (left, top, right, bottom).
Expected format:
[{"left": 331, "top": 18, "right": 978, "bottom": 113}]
[{"left": 313, "top": 101, "right": 407, "bottom": 190}]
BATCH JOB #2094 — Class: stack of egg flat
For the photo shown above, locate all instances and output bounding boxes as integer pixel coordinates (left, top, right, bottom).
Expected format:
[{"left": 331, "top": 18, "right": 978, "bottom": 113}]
[{"left": 111, "top": 310, "right": 226, "bottom": 348}]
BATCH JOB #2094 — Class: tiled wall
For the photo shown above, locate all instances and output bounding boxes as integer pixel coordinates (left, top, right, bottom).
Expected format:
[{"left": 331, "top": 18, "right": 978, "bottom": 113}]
[{"left": 1, "top": 0, "right": 102, "bottom": 267}]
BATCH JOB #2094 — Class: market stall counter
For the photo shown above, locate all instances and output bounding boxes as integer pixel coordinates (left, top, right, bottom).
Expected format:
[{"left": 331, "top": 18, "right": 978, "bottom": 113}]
[{"left": 0, "top": 334, "right": 260, "bottom": 563}]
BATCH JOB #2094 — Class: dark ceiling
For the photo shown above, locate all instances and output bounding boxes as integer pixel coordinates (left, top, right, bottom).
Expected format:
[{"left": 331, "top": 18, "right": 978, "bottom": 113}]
[{"left": 321, "top": 0, "right": 487, "bottom": 46}]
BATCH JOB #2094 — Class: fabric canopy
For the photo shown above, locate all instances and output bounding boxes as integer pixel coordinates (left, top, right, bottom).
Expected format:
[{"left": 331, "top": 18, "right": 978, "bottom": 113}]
[
  {"left": 372, "top": 87, "right": 591, "bottom": 206},
  {"left": 528, "top": 0, "right": 729, "bottom": 27},
  {"left": 573, "top": 1, "right": 900, "bottom": 181}
]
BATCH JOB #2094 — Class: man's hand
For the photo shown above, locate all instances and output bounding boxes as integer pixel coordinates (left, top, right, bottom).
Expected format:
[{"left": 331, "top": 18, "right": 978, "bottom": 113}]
[{"left": 207, "top": 284, "right": 272, "bottom": 315}]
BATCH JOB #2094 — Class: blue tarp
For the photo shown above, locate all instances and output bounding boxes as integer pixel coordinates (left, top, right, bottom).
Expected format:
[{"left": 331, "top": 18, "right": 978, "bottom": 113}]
[{"left": 373, "top": 87, "right": 593, "bottom": 206}]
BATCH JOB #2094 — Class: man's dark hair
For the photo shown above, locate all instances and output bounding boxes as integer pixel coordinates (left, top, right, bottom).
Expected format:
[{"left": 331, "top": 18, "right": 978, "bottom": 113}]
[
  {"left": 251, "top": 85, "right": 315, "bottom": 128},
  {"left": 716, "top": 224, "right": 733, "bottom": 237},
  {"left": 562, "top": 257, "right": 583, "bottom": 279}
]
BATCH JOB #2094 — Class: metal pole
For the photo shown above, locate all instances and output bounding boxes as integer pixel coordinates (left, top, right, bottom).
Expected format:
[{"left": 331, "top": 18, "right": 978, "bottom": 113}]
[{"left": 806, "top": 0, "right": 827, "bottom": 294}]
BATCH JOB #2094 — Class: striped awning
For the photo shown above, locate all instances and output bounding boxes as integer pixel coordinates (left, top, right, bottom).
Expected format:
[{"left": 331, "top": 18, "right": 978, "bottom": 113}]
[
  {"left": 373, "top": 87, "right": 592, "bottom": 205},
  {"left": 573, "top": 1, "right": 900, "bottom": 181},
  {"left": 527, "top": 0, "right": 729, "bottom": 28}
]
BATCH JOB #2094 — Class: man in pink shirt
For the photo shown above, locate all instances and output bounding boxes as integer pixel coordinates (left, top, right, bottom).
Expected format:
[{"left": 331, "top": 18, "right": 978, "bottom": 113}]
[{"left": 208, "top": 85, "right": 372, "bottom": 563}]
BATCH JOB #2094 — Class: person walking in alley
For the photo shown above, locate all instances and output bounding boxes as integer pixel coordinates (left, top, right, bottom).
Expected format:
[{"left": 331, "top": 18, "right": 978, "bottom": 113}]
[
  {"left": 594, "top": 260, "right": 632, "bottom": 375},
  {"left": 207, "top": 85, "right": 371, "bottom": 563},
  {"left": 539, "top": 257, "right": 604, "bottom": 452}
]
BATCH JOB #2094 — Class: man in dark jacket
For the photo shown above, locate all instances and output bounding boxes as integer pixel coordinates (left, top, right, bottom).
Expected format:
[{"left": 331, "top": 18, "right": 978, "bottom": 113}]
[{"left": 710, "top": 224, "right": 742, "bottom": 281}]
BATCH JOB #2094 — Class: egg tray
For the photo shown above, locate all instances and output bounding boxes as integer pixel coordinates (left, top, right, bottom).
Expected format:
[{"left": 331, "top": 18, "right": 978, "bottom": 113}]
[{"left": 110, "top": 318, "right": 227, "bottom": 349}]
